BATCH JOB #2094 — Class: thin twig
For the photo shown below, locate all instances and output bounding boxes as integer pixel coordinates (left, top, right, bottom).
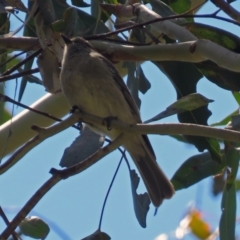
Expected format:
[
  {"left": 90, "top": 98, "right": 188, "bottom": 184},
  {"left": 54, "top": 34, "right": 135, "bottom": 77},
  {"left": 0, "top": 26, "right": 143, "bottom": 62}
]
[
  {"left": 0, "top": 68, "right": 39, "bottom": 82},
  {"left": 211, "top": 0, "right": 240, "bottom": 22},
  {"left": 0, "top": 135, "right": 125, "bottom": 239},
  {"left": 1, "top": 48, "right": 42, "bottom": 76},
  {"left": 85, "top": 12, "right": 240, "bottom": 41},
  {"left": 0, "top": 175, "right": 62, "bottom": 240},
  {"left": 0, "top": 207, "right": 18, "bottom": 240},
  {"left": 98, "top": 154, "right": 124, "bottom": 230}
]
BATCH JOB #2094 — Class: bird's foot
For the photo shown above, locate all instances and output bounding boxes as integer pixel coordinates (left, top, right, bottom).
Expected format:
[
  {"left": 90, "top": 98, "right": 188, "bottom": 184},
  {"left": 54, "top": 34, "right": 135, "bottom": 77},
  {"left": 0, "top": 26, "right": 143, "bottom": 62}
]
[
  {"left": 70, "top": 105, "right": 83, "bottom": 130},
  {"left": 70, "top": 105, "right": 81, "bottom": 114},
  {"left": 102, "top": 116, "right": 118, "bottom": 131}
]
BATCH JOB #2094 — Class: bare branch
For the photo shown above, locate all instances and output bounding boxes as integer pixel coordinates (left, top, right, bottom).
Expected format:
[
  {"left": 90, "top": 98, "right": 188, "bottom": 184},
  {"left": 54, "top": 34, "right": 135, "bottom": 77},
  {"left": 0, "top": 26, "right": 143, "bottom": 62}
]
[
  {"left": 0, "top": 113, "right": 78, "bottom": 174},
  {"left": 0, "top": 134, "right": 126, "bottom": 239},
  {"left": 0, "top": 37, "right": 39, "bottom": 50}
]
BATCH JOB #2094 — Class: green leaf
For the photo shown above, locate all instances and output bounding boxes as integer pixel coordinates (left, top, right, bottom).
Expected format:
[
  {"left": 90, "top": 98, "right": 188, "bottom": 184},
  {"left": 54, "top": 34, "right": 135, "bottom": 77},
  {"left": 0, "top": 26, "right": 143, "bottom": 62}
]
[
  {"left": 225, "top": 149, "right": 239, "bottom": 184},
  {"left": 52, "top": 7, "right": 79, "bottom": 36},
  {"left": 60, "top": 125, "right": 105, "bottom": 167},
  {"left": 0, "top": 84, "right": 11, "bottom": 125},
  {"left": 207, "top": 137, "right": 222, "bottom": 163},
  {"left": 37, "top": 0, "right": 56, "bottom": 25},
  {"left": 19, "top": 2, "right": 37, "bottom": 102},
  {"left": 19, "top": 216, "right": 50, "bottom": 239},
  {"left": 52, "top": 7, "right": 110, "bottom": 36},
  {"left": 183, "top": 22, "right": 240, "bottom": 91},
  {"left": 219, "top": 149, "right": 239, "bottom": 240},
  {"left": 130, "top": 169, "right": 150, "bottom": 228},
  {"left": 145, "top": 93, "right": 213, "bottom": 123},
  {"left": 136, "top": 66, "right": 151, "bottom": 94},
  {"left": 149, "top": 0, "right": 187, "bottom": 24},
  {"left": 153, "top": 0, "right": 192, "bottom": 14},
  {"left": 211, "top": 110, "right": 238, "bottom": 127},
  {"left": 232, "top": 91, "right": 240, "bottom": 105},
  {"left": 220, "top": 184, "right": 236, "bottom": 240},
  {"left": 154, "top": 61, "right": 220, "bottom": 161},
  {"left": 171, "top": 152, "right": 225, "bottom": 191},
  {"left": 235, "top": 179, "right": 240, "bottom": 191}
]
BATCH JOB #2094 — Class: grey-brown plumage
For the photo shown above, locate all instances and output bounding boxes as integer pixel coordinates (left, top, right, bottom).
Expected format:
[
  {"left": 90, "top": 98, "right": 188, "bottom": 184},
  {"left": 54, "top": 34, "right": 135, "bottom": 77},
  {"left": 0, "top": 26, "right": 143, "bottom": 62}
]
[{"left": 60, "top": 35, "right": 175, "bottom": 207}]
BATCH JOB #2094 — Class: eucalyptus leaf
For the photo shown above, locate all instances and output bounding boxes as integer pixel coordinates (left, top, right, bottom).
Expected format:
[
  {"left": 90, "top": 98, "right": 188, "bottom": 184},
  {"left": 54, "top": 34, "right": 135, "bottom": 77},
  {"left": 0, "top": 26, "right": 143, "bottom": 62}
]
[
  {"left": 60, "top": 125, "right": 105, "bottom": 167},
  {"left": 220, "top": 149, "right": 239, "bottom": 240},
  {"left": 136, "top": 65, "right": 151, "bottom": 94},
  {"left": 130, "top": 169, "right": 150, "bottom": 228},
  {"left": 149, "top": 0, "right": 187, "bottom": 24},
  {"left": 211, "top": 110, "right": 238, "bottom": 127},
  {"left": 184, "top": 22, "right": 240, "bottom": 91},
  {"left": 19, "top": 1, "right": 37, "bottom": 102},
  {"left": 145, "top": 93, "right": 213, "bottom": 123},
  {"left": 171, "top": 152, "right": 225, "bottom": 191},
  {"left": 19, "top": 216, "right": 50, "bottom": 239}
]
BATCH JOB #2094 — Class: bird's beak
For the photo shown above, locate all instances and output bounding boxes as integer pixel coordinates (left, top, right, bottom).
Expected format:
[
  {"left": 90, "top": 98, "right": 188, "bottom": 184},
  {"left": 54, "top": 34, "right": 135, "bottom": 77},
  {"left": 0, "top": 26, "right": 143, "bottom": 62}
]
[{"left": 61, "top": 34, "right": 72, "bottom": 44}]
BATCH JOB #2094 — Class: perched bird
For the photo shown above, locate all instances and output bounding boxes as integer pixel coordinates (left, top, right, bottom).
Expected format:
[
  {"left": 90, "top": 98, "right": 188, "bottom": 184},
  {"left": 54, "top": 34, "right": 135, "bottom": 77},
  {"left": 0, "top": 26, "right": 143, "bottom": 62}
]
[{"left": 60, "top": 35, "right": 175, "bottom": 207}]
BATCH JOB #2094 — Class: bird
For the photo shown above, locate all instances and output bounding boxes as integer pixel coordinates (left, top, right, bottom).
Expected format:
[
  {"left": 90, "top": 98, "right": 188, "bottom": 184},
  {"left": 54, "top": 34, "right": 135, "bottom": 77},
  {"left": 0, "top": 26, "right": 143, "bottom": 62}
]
[{"left": 60, "top": 35, "right": 175, "bottom": 207}]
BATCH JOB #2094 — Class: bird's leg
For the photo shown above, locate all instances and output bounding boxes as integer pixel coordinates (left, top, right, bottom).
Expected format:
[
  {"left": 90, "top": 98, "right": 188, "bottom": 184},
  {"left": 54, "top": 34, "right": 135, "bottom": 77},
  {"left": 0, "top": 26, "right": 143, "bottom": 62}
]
[
  {"left": 70, "top": 105, "right": 83, "bottom": 129},
  {"left": 102, "top": 116, "right": 118, "bottom": 131},
  {"left": 70, "top": 105, "right": 80, "bottom": 114}
]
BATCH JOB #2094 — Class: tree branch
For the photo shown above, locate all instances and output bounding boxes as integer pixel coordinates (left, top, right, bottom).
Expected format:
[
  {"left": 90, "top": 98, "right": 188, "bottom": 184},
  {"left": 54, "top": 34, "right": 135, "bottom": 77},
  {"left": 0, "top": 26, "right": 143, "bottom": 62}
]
[
  {"left": 0, "top": 134, "right": 126, "bottom": 240},
  {"left": 211, "top": 0, "right": 240, "bottom": 22}
]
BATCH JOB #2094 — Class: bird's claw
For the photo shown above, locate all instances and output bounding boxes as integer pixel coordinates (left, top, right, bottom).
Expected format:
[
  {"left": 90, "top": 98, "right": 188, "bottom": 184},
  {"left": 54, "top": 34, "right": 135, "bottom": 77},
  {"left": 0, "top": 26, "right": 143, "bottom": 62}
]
[
  {"left": 102, "top": 116, "right": 117, "bottom": 131},
  {"left": 70, "top": 105, "right": 80, "bottom": 114}
]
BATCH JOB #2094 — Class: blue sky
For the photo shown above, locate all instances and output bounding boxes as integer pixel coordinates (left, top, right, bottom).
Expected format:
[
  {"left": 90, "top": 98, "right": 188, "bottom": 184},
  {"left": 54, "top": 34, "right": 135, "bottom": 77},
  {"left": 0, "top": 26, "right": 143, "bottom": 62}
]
[{"left": 1, "top": 1, "right": 240, "bottom": 239}]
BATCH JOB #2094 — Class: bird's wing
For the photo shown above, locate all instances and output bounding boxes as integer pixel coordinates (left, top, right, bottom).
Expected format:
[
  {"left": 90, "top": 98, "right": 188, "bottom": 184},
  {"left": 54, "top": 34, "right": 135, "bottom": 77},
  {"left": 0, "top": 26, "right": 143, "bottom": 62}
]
[
  {"left": 99, "top": 56, "right": 141, "bottom": 122},
  {"left": 99, "top": 56, "right": 156, "bottom": 159}
]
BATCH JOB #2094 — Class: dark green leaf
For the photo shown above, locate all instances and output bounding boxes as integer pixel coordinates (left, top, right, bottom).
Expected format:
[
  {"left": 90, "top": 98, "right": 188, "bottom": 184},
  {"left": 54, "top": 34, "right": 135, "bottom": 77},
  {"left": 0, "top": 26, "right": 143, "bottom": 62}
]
[
  {"left": 149, "top": 0, "right": 187, "bottom": 23},
  {"left": 91, "top": 0, "right": 109, "bottom": 23},
  {"left": 184, "top": 22, "right": 240, "bottom": 52},
  {"left": 130, "top": 170, "right": 150, "bottom": 228},
  {"left": 19, "top": 216, "right": 50, "bottom": 239},
  {"left": 183, "top": 22, "right": 240, "bottom": 91},
  {"left": 53, "top": 7, "right": 83, "bottom": 36},
  {"left": 219, "top": 149, "right": 239, "bottom": 240},
  {"left": 18, "top": 56, "right": 34, "bottom": 102},
  {"left": 60, "top": 125, "right": 105, "bottom": 167},
  {"left": 0, "top": 84, "right": 11, "bottom": 125},
  {"left": 0, "top": 13, "right": 10, "bottom": 73},
  {"left": 220, "top": 184, "right": 236, "bottom": 240},
  {"left": 81, "top": 230, "right": 111, "bottom": 240},
  {"left": 145, "top": 93, "right": 213, "bottom": 123},
  {"left": 37, "top": 0, "right": 56, "bottom": 25},
  {"left": 136, "top": 65, "right": 151, "bottom": 94},
  {"left": 71, "top": 0, "right": 91, "bottom": 7},
  {"left": 232, "top": 91, "right": 240, "bottom": 105},
  {"left": 153, "top": 0, "right": 191, "bottom": 13},
  {"left": 235, "top": 179, "right": 240, "bottom": 191},
  {"left": 19, "top": 3, "right": 37, "bottom": 102},
  {"left": 225, "top": 149, "right": 239, "bottom": 183},
  {"left": 154, "top": 61, "right": 221, "bottom": 161},
  {"left": 171, "top": 152, "right": 225, "bottom": 191}
]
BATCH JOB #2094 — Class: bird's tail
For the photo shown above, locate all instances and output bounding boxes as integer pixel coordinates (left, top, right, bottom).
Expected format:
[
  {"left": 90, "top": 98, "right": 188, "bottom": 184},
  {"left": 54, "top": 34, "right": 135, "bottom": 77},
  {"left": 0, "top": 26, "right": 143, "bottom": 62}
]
[{"left": 124, "top": 135, "right": 175, "bottom": 207}]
